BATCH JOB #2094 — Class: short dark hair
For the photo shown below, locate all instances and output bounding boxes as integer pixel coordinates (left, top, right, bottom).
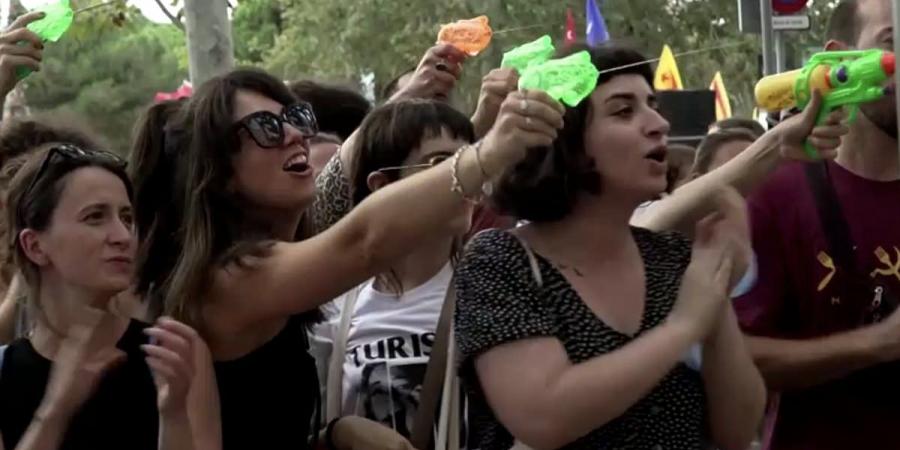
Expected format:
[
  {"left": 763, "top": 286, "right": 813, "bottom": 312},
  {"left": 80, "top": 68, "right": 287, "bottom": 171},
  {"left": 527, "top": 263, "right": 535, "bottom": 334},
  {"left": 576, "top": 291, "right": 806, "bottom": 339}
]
[
  {"left": 826, "top": 0, "right": 860, "bottom": 44},
  {"left": 691, "top": 129, "right": 757, "bottom": 176},
  {"left": 710, "top": 117, "right": 765, "bottom": 139},
  {"left": 492, "top": 43, "right": 654, "bottom": 222},
  {"left": 287, "top": 80, "right": 371, "bottom": 141},
  {"left": 351, "top": 99, "right": 475, "bottom": 205},
  {"left": 0, "top": 113, "right": 104, "bottom": 169}
]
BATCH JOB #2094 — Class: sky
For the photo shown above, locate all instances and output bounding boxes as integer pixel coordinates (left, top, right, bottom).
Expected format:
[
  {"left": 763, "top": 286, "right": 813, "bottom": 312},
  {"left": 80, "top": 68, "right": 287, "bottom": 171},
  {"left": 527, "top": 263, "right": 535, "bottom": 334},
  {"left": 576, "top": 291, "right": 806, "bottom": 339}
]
[{"left": 128, "top": 0, "right": 182, "bottom": 24}]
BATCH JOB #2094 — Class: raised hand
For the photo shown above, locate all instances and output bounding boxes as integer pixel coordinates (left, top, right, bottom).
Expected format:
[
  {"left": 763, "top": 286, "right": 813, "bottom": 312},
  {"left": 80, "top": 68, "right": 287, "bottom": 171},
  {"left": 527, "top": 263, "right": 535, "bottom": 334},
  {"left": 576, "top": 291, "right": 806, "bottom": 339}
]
[
  {"left": 41, "top": 309, "right": 126, "bottom": 418},
  {"left": 142, "top": 317, "right": 199, "bottom": 415},
  {"left": 776, "top": 89, "right": 850, "bottom": 161},
  {"left": 0, "top": 11, "right": 45, "bottom": 98},
  {"left": 477, "top": 89, "right": 565, "bottom": 177},
  {"left": 471, "top": 68, "right": 520, "bottom": 138},
  {"left": 390, "top": 44, "right": 468, "bottom": 103}
]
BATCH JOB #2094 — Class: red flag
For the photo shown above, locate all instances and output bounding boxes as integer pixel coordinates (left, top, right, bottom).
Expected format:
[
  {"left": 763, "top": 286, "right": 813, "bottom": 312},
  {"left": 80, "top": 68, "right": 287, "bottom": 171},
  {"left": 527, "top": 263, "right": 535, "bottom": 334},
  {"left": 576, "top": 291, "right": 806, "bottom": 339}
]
[{"left": 565, "top": 8, "right": 577, "bottom": 46}]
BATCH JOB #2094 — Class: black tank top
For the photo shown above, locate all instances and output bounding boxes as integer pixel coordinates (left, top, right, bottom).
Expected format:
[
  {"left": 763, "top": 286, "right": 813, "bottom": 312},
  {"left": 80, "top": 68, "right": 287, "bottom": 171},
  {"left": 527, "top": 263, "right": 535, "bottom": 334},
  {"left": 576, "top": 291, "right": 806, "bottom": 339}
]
[
  {"left": 215, "top": 315, "right": 320, "bottom": 450},
  {"left": 0, "top": 320, "right": 158, "bottom": 450}
]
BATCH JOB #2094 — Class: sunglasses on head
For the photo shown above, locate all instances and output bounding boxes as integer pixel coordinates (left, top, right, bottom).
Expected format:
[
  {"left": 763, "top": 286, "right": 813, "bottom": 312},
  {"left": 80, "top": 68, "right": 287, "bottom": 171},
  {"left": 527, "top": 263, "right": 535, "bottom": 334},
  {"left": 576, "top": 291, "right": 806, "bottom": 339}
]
[
  {"left": 19, "top": 144, "right": 127, "bottom": 219},
  {"left": 233, "top": 102, "right": 318, "bottom": 149},
  {"left": 377, "top": 153, "right": 452, "bottom": 173}
]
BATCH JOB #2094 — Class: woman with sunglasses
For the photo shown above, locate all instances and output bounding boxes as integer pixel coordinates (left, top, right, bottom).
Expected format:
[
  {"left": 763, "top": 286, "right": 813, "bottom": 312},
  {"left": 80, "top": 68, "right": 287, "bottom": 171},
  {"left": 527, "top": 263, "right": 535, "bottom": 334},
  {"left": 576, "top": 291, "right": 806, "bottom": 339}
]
[
  {"left": 312, "top": 99, "right": 475, "bottom": 443},
  {"left": 131, "top": 67, "right": 563, "bottom": 449},
  {"left": 0, "top": 144, "right": 212, "bottom": 450}
]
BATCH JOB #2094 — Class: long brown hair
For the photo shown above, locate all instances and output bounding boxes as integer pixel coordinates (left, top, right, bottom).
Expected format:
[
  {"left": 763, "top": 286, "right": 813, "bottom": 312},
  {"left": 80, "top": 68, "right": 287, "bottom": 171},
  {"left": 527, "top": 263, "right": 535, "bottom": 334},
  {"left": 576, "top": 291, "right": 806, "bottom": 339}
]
[
  {"left": 142, "top": 69, "right": 317, "bottom": 326},
  {"left": 128, "top": 99, "right": 188, "bottom": 318}
]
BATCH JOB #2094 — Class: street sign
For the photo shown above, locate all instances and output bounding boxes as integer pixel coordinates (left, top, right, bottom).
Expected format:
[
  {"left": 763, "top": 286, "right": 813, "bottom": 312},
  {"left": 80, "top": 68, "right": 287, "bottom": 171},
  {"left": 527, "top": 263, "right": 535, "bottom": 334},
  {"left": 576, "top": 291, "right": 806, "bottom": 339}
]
[
  {"left": 772, "top": 14, "right": 810, "bottom": 30},
  {"left": 772, "top": 0, "right": 808, "bottom": 14}
]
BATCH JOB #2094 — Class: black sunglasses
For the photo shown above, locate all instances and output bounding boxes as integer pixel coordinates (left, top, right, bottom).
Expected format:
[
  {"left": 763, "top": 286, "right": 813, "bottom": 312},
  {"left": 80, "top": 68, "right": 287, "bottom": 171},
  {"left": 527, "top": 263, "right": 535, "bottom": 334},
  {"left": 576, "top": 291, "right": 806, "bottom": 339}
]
[
  {"left": 19, "top": 145, "right": 126, "bottom": 218},
  {"left": 233, "top": 102, "right": 318, "bottom": 149}
]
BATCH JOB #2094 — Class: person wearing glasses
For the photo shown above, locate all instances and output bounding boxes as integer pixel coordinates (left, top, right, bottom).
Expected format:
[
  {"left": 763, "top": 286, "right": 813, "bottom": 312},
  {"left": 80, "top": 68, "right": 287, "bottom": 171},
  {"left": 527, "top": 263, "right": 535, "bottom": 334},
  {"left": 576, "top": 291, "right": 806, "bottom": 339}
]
[
  {"left": 311, "top": 99, "right": 475, "bottom": 445},
  {"left": 0, "top": 144, "right": 211, "bottom": 450},
  {"left": 130, "top": 66, "right": 562, "bottom": 449}
]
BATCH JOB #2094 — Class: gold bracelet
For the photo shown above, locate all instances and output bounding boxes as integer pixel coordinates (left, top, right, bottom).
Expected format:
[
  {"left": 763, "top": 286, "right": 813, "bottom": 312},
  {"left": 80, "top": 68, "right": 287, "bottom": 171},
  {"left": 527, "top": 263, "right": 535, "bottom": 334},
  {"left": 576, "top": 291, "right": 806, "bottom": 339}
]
[{"left": 450, "top": 144, "right": 483, "bottom": 203}]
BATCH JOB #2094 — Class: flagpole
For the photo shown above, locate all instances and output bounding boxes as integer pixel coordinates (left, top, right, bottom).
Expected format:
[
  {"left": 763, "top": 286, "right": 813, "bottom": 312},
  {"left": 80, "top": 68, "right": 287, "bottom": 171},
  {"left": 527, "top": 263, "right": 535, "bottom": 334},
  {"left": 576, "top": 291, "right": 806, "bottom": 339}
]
[{"left": 760, "top": 0, "right": 776, "bottom": 76}]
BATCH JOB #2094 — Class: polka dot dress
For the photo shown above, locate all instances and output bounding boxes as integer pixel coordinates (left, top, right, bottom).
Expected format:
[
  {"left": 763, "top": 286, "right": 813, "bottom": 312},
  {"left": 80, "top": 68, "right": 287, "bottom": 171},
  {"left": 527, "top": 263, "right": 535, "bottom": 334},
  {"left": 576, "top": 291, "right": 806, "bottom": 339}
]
[{"left": 454, "top": 228, "right": 709, "bottom": 450}]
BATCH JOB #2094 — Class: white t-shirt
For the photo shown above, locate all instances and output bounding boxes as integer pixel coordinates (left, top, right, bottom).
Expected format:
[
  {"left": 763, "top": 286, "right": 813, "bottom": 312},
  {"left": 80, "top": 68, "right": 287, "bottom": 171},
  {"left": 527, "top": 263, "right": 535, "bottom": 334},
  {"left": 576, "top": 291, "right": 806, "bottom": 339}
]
[{"left": 314, "top": 263, "right": 472, "bottom": 445}]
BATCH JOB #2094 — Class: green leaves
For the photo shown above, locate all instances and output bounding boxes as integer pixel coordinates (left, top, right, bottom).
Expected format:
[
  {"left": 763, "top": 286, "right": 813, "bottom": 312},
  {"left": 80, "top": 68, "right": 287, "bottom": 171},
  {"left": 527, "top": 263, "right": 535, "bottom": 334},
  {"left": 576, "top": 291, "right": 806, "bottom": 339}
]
[{"left": 24, "top": 16, "right": 188, "bottom": 152}]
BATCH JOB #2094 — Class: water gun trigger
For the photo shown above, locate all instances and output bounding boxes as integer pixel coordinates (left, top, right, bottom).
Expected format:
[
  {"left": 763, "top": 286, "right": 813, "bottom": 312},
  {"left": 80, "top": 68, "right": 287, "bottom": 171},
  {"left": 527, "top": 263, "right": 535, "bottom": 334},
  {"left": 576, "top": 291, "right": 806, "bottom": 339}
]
[{"left": 846, "top": 104, "right": 860, "bottom": 123}]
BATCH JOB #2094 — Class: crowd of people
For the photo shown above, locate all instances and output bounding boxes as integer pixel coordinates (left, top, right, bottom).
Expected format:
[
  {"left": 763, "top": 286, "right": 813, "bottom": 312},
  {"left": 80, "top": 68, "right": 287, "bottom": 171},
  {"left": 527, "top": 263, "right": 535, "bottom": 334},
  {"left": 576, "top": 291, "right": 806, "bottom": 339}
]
[{"left": 0, "top": 0, "right": 897, "bottom": 449}]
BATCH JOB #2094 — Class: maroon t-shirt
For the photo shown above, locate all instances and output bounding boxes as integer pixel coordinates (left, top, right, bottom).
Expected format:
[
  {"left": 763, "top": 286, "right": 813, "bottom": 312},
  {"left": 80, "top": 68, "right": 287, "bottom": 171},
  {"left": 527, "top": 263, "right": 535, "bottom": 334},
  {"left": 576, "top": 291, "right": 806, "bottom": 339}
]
[{"left": 735, "top": 160, "right": 900, "bottom": 450}]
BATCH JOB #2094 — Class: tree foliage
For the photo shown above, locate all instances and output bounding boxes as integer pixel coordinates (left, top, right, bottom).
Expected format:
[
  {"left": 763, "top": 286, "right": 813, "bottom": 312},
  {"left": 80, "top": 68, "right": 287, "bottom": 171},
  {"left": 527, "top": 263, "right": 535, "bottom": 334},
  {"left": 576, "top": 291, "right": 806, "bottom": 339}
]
[
  {"left": 235, "top": 0, "right": 840, "bottom": 116},
  {"left": 22, "top": 5, "right": 187, "bottom": 152}
]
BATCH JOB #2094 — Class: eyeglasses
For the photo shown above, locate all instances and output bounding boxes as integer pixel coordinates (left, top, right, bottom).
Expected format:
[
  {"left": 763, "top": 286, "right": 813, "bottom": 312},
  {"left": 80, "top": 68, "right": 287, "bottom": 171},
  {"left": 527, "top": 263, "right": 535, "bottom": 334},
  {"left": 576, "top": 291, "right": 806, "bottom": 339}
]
[
  {"left": 233, "top": 102, "right": 318, "bottom": 149},
  {"left": 19, "top": 144, "right": 126, "bottom": 220},
  {"left": 377, "top": 153, "right": 452, "bottom": 173}
]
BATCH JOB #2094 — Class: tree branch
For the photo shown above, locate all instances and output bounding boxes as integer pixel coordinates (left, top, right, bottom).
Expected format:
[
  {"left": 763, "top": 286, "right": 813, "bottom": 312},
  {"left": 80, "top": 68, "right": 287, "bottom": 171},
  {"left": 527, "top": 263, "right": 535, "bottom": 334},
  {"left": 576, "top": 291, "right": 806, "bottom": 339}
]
[{"left": 152, "top": 0, "right": 184, "bottom": 31}]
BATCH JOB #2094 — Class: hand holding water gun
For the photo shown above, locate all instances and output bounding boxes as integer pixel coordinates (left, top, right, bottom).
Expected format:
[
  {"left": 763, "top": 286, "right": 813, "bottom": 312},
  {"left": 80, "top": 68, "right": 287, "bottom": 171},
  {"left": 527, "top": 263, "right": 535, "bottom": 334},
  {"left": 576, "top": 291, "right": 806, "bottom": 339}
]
[
  {"left": 755, "top": 49, "right": 894, "bottom": 158},
  {"left": 390, "top": 44, "right": 467, "bottom": 103},
  {"left": 0, "top": 11, "right": 46, "bottom": 97},
  {"left": 437, "top": 15, "right": 493, "bottom": 56}
]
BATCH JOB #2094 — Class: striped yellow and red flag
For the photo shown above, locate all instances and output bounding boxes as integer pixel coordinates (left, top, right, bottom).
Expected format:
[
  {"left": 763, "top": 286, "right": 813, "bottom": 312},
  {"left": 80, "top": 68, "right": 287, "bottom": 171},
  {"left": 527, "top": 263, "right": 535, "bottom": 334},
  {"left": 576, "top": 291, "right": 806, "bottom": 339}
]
[
  {"left": 709, "top": 71, "right": 733, "bottom": 120},
  {"left": 653, "top": 45, "right": 683, "bottom": 90}
]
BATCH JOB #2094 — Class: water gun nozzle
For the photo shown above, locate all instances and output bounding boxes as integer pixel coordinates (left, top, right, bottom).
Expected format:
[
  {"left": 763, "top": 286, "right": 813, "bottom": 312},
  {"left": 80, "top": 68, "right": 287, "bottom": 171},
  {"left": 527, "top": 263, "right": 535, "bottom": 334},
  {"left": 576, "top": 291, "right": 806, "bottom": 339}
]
[{"left": 882, "top": 52, "right": 895, "bottom": 76}]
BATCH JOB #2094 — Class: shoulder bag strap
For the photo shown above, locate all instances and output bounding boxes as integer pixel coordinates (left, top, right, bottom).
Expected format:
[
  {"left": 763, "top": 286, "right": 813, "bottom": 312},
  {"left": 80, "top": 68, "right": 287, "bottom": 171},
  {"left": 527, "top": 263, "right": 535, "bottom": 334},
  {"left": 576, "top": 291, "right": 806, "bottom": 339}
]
[
  {"left": 325, "top": 285, "right": 362, "bottom": 422},
  {"left": 411, "top": 277, "right": 457, "bottom": 450},
  {"left": 804, "top": 161, "right": 899, "bottom": 319}
]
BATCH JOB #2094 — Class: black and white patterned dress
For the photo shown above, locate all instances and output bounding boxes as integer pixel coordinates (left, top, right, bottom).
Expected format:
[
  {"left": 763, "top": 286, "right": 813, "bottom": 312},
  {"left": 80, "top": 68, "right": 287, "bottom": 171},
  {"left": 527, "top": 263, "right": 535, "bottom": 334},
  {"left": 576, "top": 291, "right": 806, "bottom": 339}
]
[{"left": 454, "top": 228, "right": 709, "bottom": 450}]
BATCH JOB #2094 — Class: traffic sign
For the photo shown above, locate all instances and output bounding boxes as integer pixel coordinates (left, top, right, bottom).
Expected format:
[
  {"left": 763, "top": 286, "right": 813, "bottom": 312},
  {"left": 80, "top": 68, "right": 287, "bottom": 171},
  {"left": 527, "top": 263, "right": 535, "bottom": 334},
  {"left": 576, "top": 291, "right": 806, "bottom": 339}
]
[
  {"left": 772, "top": 0, "right": 808, "bottom": 14},
  {"left": 772, "top": 14, "right": 810, "bottom": 30}
]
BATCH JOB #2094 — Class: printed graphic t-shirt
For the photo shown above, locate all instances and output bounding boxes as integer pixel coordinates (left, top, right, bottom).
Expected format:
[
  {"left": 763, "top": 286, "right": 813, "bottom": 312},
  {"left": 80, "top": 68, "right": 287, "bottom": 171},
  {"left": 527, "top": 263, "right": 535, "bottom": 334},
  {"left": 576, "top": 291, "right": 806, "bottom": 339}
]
[
  {"left": 735, "top": 160, "right": 900, "bottom": 450},
  {"left": 314, "top": 262, "right": 473, "bottom": 447}
]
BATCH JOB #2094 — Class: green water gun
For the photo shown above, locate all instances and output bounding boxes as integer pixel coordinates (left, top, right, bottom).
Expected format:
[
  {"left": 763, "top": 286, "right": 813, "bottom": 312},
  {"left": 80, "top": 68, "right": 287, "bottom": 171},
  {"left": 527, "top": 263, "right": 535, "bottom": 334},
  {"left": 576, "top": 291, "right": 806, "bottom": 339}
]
[
  {"left": 500, "top": 35, "right": 554, "bottom": 73},
  {"left": 518, "top": 51, "right": 599, "bottom": 107},
  {"left": 501, "top": 36, "right": 598, "bottom": 107},
  {"left": 755, "top": 49, "right": 895, "bottom": 158},
  {"left": 16, "top": 0, "right": 74, "bottom": 80}
]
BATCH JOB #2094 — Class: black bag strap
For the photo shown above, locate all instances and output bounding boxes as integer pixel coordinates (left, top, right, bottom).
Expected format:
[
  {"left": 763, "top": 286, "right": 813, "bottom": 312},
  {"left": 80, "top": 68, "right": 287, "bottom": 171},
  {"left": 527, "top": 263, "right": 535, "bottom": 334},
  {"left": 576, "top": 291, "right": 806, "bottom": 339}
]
[
  {"left": 803, "top": 161, "right": 899, "bottom": 319},
  {"left": 804, "top": 162, "right": 858, "bottom": 272}
]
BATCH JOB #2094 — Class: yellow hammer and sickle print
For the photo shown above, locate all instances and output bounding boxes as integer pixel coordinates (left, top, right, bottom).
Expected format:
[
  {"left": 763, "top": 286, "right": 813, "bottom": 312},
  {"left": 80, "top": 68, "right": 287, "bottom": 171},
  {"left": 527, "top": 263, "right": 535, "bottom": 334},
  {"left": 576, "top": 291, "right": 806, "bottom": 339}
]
[
  {"left": 870, "top": 246, "right": 900, "bottom": 282},
  {"left": 817, "top": 251, "right": 836, "bottom": 292}
]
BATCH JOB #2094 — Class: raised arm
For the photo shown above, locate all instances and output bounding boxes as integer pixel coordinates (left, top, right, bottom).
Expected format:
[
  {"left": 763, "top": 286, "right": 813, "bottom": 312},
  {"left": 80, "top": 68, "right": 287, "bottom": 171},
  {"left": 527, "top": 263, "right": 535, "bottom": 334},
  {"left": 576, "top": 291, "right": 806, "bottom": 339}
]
[
  {"left": 634, "top": 92, "right": 847, "bottom": 236},
  {"left": 215, "top": 90, "right": 565, "bottom": 326}
]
